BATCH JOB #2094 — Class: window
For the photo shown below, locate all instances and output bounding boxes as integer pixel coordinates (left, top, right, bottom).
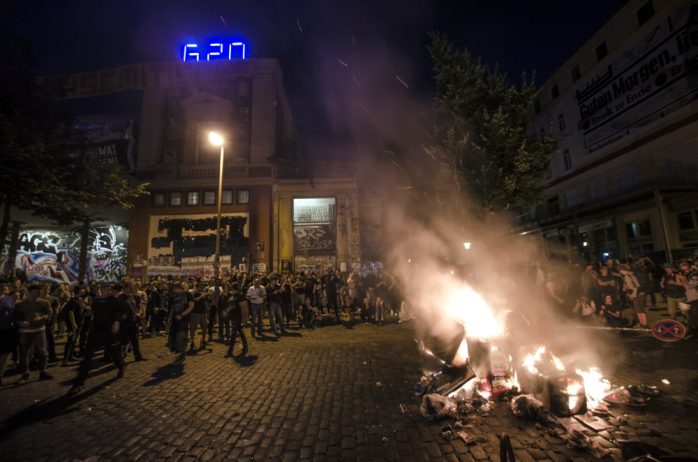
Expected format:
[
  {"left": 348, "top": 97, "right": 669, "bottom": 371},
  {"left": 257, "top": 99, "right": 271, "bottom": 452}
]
[
  {"left": 186, "top": 191, "right": 199, "bottom": 206},
  {"left": 636, "top": 1, "right": 655, "bottom": 26},
  {"left": 571, "top": 65, "right": 581, "bottom": 82},
  {"left": 678, "top": 211, "right": 695, "bottom": 231},
  {"left": 563, "top": 149, "right": 572, "bottom": 171},
  {"left": 558, "top": 113, "right": 567, "bottom": 132},
  {"left": 595, "top": 41, "right": 608, "bottom": 62},
  {"left": 551, "top": 84, "right": 559, "bottom": 100},
  {"left": 546, "top": 196, "right": 560, "bottom": 216},
  {"left": 533, "top": 98, "right": 541, "bottom": 114},
  {"left": 626, "top": 220, "right": 652, "bottom": 239},
  {"left": 203, "top": 191, "right": 216, "bottom": 205},
  {"left": 170, "top": 192, "right": 182, "bottom": 206},
  {"left": 237, "top": 189, "right": 250, "bottom": 204},
  {"left": 153, "top": 192, "right": 166, "bottom": 207},
  {"left": 221, "top": 190, "right": 234, "bottom": 205}
]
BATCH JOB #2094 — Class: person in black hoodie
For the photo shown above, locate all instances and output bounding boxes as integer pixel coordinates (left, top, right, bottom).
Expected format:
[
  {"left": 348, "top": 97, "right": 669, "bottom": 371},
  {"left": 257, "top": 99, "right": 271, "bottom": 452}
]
[
  {"left": 68, "top": 283, "right": 128, "bottom": 395},
  {"left": 224, "top": 282, "right": 248, "bottom": 357}
]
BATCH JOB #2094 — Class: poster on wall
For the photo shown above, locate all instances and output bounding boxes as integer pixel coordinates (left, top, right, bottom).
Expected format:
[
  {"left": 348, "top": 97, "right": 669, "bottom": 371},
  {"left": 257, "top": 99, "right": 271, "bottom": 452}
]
[
  {"left": 293, "top": 198, "right": 337, "bottom": 260},
  {"left": 12, "top": 225, "right": 128, "bottom": 284},
  {"left": 148, "top": 213, "right": 249, "bottom": 277},
  {"left": 575, "top": 4, "right": 698, "bottom": 153}
]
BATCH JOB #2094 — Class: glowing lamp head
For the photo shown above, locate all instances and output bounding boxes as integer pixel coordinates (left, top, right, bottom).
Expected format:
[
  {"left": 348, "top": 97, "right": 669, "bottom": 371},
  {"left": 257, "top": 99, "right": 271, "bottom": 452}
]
[
  {"left": 208, "top": 131, "right": 224, "bottom": 147},
  {"left": 463, "top": 242, "right": 472, "bottom": 250}
]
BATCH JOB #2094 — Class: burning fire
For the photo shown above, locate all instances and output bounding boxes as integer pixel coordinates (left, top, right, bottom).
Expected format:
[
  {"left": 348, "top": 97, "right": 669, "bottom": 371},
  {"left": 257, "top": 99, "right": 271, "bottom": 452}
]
[
  {"left": 575, "top": 367, "right": 612, "bottom": 407},
  {"left": 444, "top": 284, "right": 506, "bottom": 339}
]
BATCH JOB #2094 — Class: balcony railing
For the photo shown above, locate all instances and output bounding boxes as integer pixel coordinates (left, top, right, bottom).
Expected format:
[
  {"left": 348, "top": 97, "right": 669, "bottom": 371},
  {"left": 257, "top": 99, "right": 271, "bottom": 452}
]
[{"left": 523, "top": 160, "right": 698, "bottom": 224}]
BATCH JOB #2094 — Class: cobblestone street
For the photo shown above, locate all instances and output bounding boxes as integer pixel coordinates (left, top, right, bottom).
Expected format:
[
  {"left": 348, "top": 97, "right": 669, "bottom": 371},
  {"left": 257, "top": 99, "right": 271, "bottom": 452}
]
[{"left": 1, "top": 320, "right": 697, "bottom": 461}]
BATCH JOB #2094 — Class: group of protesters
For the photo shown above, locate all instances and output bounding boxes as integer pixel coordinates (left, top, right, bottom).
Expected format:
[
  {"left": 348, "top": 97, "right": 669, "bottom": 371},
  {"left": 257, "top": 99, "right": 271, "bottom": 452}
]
[
  {"left": 0, "top": 267, "right": 402, "bottom": 392},
  {"left": 536, "top": 255, "right": 698, "bottom": 334},
  {"left": 1, "top": 253, "right": 696, "bottom": 392}
]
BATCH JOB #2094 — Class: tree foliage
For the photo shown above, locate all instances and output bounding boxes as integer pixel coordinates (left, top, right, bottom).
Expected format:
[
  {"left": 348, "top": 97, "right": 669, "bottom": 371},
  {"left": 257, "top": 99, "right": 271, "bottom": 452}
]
[
  {"left": 0, "top": 32, "right": 148, "bottom": 272},
  {"left": 427, "top": 33, "right": 557, "bottom": 216}
]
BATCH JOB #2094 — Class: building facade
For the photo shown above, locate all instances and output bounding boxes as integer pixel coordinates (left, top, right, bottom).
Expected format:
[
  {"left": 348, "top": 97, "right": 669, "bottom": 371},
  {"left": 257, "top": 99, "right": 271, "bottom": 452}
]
[
  {"left": 2, "top": 58, "right": 365, "bottom": 282},
  {"left": 523, "top": 0, "right": 698, "bottom": 262}
]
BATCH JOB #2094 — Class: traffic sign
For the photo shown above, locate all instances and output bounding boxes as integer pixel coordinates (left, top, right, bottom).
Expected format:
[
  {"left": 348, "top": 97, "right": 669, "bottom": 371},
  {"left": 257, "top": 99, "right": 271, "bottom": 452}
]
[{"left": 651, "top": 319, "right": 686, "bottom": 342}]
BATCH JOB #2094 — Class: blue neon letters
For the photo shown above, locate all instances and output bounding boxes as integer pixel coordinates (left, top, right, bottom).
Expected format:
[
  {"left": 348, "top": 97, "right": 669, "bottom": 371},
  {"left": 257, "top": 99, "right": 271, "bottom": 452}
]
[{"left": 182, "top": 41, "right": 247, "bottom": 62}]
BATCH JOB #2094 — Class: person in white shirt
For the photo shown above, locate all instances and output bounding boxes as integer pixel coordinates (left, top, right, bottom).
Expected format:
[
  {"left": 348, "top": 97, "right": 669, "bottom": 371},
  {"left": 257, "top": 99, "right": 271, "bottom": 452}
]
[{"left": 246, "top": 279, "right": 266, "bottom": 337}]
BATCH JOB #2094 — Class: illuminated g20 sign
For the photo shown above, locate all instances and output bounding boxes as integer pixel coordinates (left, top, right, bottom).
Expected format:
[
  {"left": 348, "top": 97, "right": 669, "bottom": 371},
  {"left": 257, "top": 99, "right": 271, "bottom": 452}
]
[{"left": 181, "top": 40, "right": 247, "bottom": 62}]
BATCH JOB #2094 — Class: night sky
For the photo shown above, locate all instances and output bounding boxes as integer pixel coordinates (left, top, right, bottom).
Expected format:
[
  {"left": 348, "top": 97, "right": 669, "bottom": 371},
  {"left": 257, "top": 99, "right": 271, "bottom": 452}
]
[{"left": 3, "top": 0, "right": 625, "bottom": 153}]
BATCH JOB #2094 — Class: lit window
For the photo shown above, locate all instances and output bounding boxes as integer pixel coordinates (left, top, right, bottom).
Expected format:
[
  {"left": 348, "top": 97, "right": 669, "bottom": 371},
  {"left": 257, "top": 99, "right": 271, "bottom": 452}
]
[
  {"left": 203, "top": 191, "right": 216, "bottom": 205},
  {"left": 187, "top": 191, "right": 199, "bottom": 206},
  {"left": 170, "top": 192, "right": 182, "bottom": 206},
  {"left": 237, "top": 189, "right": 250, "bottom": 204},
  {"left": 221, "top": 190, "right": 233, "bottom": 205},
  {"left": 153, "top": 192, "right": 166, "bottom": 207}
]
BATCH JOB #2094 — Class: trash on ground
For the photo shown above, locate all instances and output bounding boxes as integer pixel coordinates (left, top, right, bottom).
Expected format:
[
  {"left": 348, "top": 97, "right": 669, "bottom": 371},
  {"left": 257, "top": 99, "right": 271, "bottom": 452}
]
[
  {"left": 420, "top": 393, "right": 457, "bottom": 421},
  {"left": 455, "top": 431, "right": 477, "bottom": 445},
  {"left": 509, "top": 394, "right": 554, "bottom": 423}
]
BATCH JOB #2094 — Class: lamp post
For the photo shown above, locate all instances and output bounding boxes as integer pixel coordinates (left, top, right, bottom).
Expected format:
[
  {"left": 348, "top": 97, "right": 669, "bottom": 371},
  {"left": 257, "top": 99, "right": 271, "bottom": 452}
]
[{"left": 209, "top": 131, "right": 225, "bottom": 280}]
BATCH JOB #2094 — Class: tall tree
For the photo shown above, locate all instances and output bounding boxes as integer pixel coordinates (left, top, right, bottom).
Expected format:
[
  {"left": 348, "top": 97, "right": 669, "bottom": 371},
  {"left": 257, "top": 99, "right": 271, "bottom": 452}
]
[
  {"left": 0, "top": 33, "right": 148, "bottom": 281},
  {"left": 427, "top": 33, "right": 557, "bottom": 217}
]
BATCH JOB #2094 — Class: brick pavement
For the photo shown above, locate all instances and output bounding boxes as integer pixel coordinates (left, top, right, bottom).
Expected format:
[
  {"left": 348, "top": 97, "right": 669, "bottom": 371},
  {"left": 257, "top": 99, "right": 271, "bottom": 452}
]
[{"left": 0, "top": 320, "right": 697, "bottom": 461}]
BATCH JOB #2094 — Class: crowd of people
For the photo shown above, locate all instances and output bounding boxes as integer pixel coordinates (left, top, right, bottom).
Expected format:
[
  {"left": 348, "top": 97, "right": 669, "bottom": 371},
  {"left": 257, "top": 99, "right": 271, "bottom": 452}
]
[
  {"left": 536, "top": 255, "right": 698, "bottom": 333},
  {"left": 0, "top": 267, "right": 403, "bottom": 392},
  {"left": 1, "top": 254, "right": 696, "bottom": 393}
]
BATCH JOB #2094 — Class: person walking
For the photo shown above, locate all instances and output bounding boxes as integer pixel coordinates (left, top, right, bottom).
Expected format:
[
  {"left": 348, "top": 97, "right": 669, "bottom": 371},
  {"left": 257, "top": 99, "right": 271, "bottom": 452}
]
[
  {"left": 68, "top": 283, "right": 128, "bottom": 395},
  {"left": 168, "top": 282, "right": 195, "bottom": 363},
  {"left": 189, "top": 284, "right": 209, "bottom": 350},
  {"left": 15, "top": 283, "right": 53, "bottom": 384}
]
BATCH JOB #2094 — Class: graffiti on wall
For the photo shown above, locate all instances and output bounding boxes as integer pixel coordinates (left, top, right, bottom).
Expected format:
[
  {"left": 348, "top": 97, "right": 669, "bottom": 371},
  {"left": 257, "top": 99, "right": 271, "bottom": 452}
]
[{"left": 13, "top": 225, "right": 128, "bottom": 284}]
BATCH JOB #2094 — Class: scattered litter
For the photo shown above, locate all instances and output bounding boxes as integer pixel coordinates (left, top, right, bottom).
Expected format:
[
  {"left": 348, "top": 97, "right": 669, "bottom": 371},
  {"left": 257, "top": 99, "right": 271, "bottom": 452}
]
[
  {"left": 296, "top": 18, "right": 303, "bottom": 32},
  {"left": 219, "top": 16, "right": 228, "bottom": 27},
  {"left": 375, "top": 381, "right": 382, "bottom": 387},
  {"left": 337, "top": 58, "right": 349, "bottom": 67},
  {"left": 564, "top": 430, "right": 609, "bottom": 459},
  {"left": 362, "top": 361, "right": 367, "bottom": 365},
  {"left": 627, "top": 384, "right": 660, "bottom": 397},
  {"left": 453, "top": 421, "right": 464, "bottom": 429},
  {"left": 509, "top": 395, "right": 554, "bottom": 423},
  {"left": 420, "top": 393, "right": 456, "bottom": 421},
  {"left": 441, "top": 430, "right": 453, "bottom": 440},
  {"left": 603, "top": 388, "right": 650, "bottom": 407},
  {"left": 381, "top": 436, "right": 389, "bottom": 443},
  {"left": 399, "top": 404, "right": 407, "bottom": 414},
  {"left": 456, "top": 431, "right": 477, "bottom": 445},
  {"left": 661, "top": 378, "right": 671, "bottom": 385},
  {"left": 396, "top": 75, "right": 409, "bottom": 88},
  {"left": 87, "top": 407, "right": 92, "bottom": 411}
]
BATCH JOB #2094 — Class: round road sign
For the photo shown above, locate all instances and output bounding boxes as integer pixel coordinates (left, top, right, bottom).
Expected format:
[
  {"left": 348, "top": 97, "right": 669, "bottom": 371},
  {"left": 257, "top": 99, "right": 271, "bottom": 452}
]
[{"left": 651, "top": 319, "right": 686, "bottom": 342}]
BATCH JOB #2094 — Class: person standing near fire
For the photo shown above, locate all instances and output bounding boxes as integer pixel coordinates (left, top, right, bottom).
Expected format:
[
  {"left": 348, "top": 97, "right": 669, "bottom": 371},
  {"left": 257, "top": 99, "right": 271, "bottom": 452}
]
[{"left": 618, "top": 264, "right": 648, "bottom": 328}]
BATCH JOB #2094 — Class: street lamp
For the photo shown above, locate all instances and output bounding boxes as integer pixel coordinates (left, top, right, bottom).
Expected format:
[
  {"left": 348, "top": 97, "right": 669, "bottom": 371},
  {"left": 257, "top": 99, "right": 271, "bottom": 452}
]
[{"left": 209, "top": 131, "right": 225, "bottom": 280}]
